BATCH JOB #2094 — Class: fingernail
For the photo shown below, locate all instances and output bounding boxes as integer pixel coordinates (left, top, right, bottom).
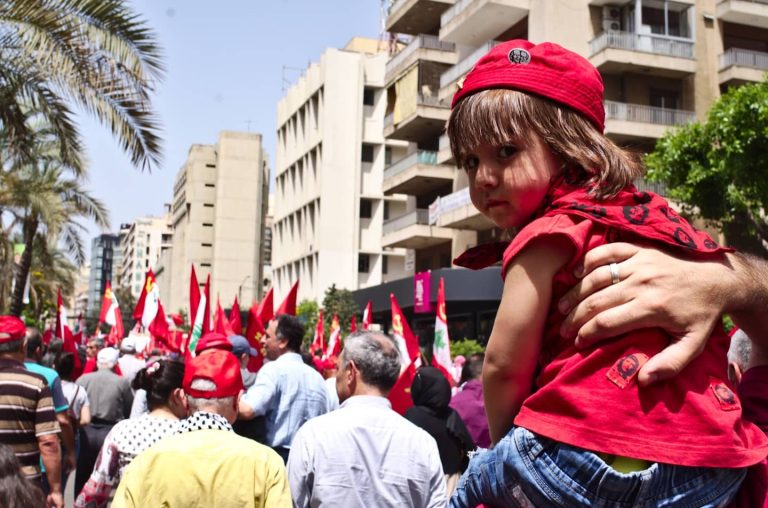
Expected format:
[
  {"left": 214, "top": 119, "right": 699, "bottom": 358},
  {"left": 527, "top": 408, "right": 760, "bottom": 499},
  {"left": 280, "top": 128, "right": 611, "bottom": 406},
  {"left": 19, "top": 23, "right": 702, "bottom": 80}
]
[
  {"left": 558, "top": 299, "right": 570, "bottom": 314},
  {"left": 574, "top": 263, "right": 584, "bottom": 278}
]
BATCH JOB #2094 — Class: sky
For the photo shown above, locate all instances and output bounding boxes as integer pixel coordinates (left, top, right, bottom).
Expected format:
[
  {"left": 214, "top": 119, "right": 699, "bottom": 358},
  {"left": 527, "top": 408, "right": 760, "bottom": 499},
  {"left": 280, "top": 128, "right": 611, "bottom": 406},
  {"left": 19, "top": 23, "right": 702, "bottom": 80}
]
[{"left": 79, "top": 0, "right": 382, "bottom": 239}]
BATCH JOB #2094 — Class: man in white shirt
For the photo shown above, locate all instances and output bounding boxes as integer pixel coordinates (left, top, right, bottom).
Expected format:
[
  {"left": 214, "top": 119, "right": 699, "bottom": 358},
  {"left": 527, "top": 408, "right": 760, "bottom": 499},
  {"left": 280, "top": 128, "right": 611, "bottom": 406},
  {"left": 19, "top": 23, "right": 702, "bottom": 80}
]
[
  {"left": 287, "top": 331, "right": 446, "bottom": 508},
  {"left": 117, "top": 337, "right": 146, "bottom": 384}
]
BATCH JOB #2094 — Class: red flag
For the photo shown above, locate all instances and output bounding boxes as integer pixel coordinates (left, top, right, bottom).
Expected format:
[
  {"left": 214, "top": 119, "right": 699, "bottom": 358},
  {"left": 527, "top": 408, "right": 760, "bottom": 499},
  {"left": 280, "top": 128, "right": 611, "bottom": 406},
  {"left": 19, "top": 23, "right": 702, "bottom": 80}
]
[
  {"left": 148, "top": 299, "right": 170, "bottom": 341},
  {"left": 388, "top": 360, "right": 417, "bottom": 415},
  {"left": 362, "top": 301, "right": 373, "bottom": 330},
  {"left": 99, "top": 281, "right": 124, "bottom": 346},
  {"left": 244, "top": 302, "right": 265, "bottom": 372},
  {"left": 55, "top": 289, "right": 82, "bottom": 374},
  {"left": 390, "top": 294, "right": 420, "bottom": 369},
  {"left": 256, "top": 288, "right": 274, "bottom": 325},
  {"left": 275, "top": 280, "right": 299, "bottom": 316},
  {"left": 229, "top": 296, "right": 242, "bottom": 335},
  {"left": 201, "top": 275, "right": 211, "bottom": 335},
  {"left": 325, "top": 314, "right": 342, "bottom": 359},
  {"left": 189, "top": 265, "right": 200, "bottom": 333},
  {"left": 214, "top": 296, "right": 234, "bottom": 336},
  {"left": 310, "top": 310, "right": 324, "bottom": 358},
  {"left": 349, "top": 315, "right": 357, "bottom": 334}
]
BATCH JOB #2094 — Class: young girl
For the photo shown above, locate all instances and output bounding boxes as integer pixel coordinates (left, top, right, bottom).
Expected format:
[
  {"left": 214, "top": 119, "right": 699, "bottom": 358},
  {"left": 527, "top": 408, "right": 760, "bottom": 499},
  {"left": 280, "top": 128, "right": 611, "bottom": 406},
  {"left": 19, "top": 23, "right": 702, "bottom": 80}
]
[{"left": 447, "top": 40, "right": 768, "bottom": 507}]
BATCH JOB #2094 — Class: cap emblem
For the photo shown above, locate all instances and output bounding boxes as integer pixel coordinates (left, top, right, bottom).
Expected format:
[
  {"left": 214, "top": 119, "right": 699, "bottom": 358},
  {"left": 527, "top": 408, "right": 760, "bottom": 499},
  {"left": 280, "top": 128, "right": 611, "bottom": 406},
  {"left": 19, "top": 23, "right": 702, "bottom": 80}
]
[{"left": 508, "top": 48, "right": 531, "bottom": 65}]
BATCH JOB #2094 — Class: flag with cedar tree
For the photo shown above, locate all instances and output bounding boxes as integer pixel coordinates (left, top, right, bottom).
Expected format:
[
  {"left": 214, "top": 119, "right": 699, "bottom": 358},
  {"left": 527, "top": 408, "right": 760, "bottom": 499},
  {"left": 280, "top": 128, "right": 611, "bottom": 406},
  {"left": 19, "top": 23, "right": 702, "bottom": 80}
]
[
  {"left": 432, "top": 277, "right": 455, "bottom": 386},
  {"left": 325, "top": 314, "right": 341, "bottom": 359}
]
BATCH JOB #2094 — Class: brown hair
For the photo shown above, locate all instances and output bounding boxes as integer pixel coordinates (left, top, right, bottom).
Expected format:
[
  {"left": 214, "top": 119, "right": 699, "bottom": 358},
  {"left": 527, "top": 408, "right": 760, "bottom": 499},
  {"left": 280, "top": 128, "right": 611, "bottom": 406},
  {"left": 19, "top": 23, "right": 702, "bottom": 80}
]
[{"left": 447, "top": 89, "right": 644, "bottom": 199}]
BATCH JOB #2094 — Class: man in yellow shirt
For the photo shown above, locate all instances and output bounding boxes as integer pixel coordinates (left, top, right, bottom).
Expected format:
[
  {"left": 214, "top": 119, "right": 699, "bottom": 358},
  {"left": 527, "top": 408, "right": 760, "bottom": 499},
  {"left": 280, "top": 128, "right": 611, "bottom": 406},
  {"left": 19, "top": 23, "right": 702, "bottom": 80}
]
[{"left": 113, "top": 349, "right": 291, "bottom": 507}]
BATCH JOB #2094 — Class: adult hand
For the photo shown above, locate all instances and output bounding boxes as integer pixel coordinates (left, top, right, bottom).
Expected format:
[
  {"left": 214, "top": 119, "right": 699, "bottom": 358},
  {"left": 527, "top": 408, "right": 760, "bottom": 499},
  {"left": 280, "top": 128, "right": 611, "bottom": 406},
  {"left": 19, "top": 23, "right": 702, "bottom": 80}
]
[
  {"left": 47, "top": 491, "right": 63, "bottom": 508},
  {"left": 557, "top": 243, "right": 729, "bottom": 386}
]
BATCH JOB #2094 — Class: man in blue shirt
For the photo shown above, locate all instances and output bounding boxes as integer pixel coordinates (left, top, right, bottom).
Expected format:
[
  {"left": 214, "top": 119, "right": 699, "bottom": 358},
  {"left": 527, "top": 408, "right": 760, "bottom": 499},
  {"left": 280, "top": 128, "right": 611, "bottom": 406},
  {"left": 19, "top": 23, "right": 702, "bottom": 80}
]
[{"left": 238, "top": 315, "right": 330, "bottom": 462}]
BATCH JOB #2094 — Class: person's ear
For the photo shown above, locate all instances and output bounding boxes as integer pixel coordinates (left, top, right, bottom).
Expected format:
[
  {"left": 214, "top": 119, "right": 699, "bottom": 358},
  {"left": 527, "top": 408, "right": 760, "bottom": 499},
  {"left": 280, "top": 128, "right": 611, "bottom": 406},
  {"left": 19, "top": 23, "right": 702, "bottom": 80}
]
[
  {"left": 179, "top": 389, "right": 191, "bottom": 413},
  {"left": 728, "top": 361, "right": 743, "bottom": 386}
]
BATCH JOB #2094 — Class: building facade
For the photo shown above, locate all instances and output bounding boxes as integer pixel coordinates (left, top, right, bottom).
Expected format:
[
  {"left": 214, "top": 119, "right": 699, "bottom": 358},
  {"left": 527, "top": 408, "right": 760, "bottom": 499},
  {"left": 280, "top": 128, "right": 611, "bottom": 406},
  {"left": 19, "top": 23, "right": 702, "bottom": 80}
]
[
  {"left": 118, "top": 214, "right": 173, "bottom": 300},
  {"left": 85, "top": 229, "right": 127, "bottom": 319},
  {"left": 162, "top": 131, "right": 269, "bottom": 316},
  {"left": 273, "top": 37, "right": 411, "bottom": 304}
]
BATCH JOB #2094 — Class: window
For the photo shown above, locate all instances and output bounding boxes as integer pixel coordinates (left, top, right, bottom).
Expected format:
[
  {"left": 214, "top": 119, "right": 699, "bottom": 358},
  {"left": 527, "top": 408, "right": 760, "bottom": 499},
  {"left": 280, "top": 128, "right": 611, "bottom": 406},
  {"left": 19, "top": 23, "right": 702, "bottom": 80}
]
[
  {"left": 382, "top": 255, "right": 388, "bottom": 274},
  {"left": 363, "top": 87, "right": 375, "bottom": 106},
  {"left": 204, "top": 203, "right": 214, "bottom": 208},
  {"left": 383, "top": 201, "right": 390, "bottom": 221},
  {"left": 384, "top": 146, "right": 392, "bottom": 166},
  {"left": 205, "top": 163, "right": 216, "bottom": 168},
  {"left": 361, "top": 144, "right": 374, "bottom": 163},
  {"left": 358, "top": 254, "right": 370, "bottom": 273},
  {"left": 201, "top": 243, "right": 212, "bottom": 247},
  {"left": 359, "top": 199, "right": 372, "bottom": 219},
  {"left": 202, "top": 223, "right": 213, "bottom": 227},
  {"left": 204, "top": 183, "right": 215, "bottom": 188},
  {"left": 201, "top": 262, "right": 211, "bottom": 267}
]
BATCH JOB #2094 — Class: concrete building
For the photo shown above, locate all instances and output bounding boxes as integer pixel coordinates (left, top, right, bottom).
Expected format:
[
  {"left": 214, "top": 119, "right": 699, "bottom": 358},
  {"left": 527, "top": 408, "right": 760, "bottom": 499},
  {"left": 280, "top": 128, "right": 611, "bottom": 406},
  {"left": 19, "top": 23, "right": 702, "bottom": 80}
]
[
  {"left": 273, "top": 37, "right": 410, "bottom": 304},
  {"left": 71, "top": 262, "right": 90, "bottom": 319},
  {"left": 162, "top": 131, "right": 269, "bottom": 316},
  {"left": 86, "top": 227, "right": 128, "bottom": 319},
  {"left": 368, "top": 0, "right": 768, "bottom": 342},
  {"left": 118, "top": 214, "right": 173, "bottom": 300}
]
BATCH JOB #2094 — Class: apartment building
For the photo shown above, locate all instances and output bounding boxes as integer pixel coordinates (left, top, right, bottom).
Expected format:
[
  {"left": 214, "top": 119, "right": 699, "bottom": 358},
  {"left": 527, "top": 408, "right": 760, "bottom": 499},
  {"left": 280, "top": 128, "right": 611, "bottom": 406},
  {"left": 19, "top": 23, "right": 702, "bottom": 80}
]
[
  {"left": 369, "top": 0, "right": 767, "bottom": 341},
  {"left": 118, "top": 214, "right": 173, "bottom": 300},
  {"left": 272, "top": 37, "right": 410, "bottom": 303},
  {"left": 162, "top": 131, "right": 269, "bottom": 315}
]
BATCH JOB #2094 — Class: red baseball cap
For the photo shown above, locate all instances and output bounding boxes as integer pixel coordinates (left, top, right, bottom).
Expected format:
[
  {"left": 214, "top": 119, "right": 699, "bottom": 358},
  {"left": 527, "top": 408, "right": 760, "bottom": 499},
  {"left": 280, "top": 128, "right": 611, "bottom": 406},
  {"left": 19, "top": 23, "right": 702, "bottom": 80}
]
[
  {"left": 0, "top": 316, "right": 26, "bottom": 343},
  {"left": 183, "top": 349, "right": 243, "bottom": 399},
  {"left": 451, "top": 40, "right": 605, "bottom": 132},
  {"left": 196, "top": 332, "right": 233, "bottom": 354}
]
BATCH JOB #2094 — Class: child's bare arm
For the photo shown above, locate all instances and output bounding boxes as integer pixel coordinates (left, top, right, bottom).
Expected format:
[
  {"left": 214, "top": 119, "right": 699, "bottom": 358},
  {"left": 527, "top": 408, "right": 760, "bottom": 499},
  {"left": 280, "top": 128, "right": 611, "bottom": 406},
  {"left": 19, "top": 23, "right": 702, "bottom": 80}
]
[{"left": 484, "top": 236, "right": 572, "bottom": 444}]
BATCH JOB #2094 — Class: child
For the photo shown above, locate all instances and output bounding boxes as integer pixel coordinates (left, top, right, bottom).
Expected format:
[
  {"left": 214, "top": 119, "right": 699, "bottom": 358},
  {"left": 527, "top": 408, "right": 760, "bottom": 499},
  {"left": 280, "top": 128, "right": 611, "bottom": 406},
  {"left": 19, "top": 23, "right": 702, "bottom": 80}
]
[{"left": 446, "top": 40, "right": 768, "bottom": 507}]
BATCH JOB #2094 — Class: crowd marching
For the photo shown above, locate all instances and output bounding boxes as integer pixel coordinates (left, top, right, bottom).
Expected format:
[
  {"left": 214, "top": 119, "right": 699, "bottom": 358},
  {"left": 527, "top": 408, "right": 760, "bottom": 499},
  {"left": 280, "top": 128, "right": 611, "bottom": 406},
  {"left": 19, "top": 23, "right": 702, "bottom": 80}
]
[{"left": 2, "top": 39, "right": 768, "bottom": 508}]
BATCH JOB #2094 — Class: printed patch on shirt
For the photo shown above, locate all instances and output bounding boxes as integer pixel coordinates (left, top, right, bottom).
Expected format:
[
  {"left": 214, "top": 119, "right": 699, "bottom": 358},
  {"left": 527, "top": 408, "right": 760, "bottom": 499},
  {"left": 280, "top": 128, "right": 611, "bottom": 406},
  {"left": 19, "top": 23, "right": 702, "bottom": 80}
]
[
  {"left": 606, "top": 352, "right": 649, "bottom": 389},
  {"left": 710, "top": 378, "right": 740, "bottom": 411}
]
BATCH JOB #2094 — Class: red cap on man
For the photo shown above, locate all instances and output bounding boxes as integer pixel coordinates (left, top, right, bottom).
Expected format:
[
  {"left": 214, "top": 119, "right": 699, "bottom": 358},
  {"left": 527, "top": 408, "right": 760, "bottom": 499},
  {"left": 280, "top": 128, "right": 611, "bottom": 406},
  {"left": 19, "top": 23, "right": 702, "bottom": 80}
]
[
  {"left": 183, "top": 349, "right": 243, "bottom": 399},
  {"left": 195, "top": 332, "right": 233, "bottom": 354},
  {"left": 0, "top": 316, "right": 26, "bottom": 343}
]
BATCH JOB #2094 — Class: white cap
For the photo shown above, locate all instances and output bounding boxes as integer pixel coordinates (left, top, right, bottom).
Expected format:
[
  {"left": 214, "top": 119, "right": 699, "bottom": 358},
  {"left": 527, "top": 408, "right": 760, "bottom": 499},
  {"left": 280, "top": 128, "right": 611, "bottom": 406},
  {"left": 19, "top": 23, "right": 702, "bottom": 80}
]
[{"left": 97, "top": 347, "right": 120, "bottom": 365}]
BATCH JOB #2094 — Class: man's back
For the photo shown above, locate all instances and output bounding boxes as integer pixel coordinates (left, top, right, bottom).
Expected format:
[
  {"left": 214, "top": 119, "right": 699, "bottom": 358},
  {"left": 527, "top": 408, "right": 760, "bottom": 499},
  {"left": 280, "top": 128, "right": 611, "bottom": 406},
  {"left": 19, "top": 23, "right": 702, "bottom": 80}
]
[
  {"left": 288, "top": 395, "right": 446, "bottom": 508},
  {"left": 113, "top": 428, "right": 291, "bottom": 507},
  {"left": 117, "top": 355, "right": 145, "bottom": 384},
  {"left": 77, "top": 369, "right": 132, "bottom": 423}
]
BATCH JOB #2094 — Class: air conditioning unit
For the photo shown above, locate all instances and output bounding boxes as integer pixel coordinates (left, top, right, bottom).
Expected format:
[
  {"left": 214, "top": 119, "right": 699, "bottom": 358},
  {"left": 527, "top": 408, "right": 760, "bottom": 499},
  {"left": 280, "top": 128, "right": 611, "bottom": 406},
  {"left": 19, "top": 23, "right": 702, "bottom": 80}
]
[{"left": 602, "top": 6, "right": 621, "bottom": 31}]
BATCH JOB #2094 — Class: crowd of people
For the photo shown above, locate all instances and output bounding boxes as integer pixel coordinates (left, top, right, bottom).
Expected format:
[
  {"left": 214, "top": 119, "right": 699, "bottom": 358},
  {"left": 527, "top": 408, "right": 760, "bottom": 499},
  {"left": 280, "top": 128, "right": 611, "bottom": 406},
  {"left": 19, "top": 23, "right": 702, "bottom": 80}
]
[{"left": 2, "top": 38, "right": 768, "bottom": 508}]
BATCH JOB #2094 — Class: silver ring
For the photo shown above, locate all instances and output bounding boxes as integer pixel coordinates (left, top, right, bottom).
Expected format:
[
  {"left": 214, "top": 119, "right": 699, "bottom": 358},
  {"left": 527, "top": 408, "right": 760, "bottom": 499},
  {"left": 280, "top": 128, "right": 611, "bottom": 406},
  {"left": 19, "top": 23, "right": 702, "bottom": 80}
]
[{"left": 609, "top": 262, "right": 620, "bottom": 285}]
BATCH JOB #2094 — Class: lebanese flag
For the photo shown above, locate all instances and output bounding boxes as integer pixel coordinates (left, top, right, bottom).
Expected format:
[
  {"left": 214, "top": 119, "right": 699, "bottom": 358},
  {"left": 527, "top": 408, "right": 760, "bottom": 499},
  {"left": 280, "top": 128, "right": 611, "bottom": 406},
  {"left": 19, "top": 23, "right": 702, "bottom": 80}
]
[
  {"left": 99, "top": 281, "right": 124, "bottom": 345},
  {"left": 275, "top": 280, "right": 299, "bottom": 316},
  {"left": 213, "top": 296, "right": 234, "bottom": 336},
  {"left": 389, "top": 359, "right": 417, "bottom": 415},
  {"left": 189, "top": 265, "right": 202, "bottom": 334},
  {"left": 325, "top": 314, "right": 341, "bottom": 359},
  {"left": 187, "top": 275, "right": 210, "bottom": 356},
  {"left": 362, "top": 301, "right": 373, "bottom": 330},
  {"left": 310, "top": 310, "right": 324, "bottom": 358},
  {"left": 432, "top": 278, "right": 456, "bottom": 386},
  {"left": 256, "top": 288, "right": 274, "bottom": 324},
  {"left": 244, "top": 301, "right": 265, "bottom": 372},
  {"left": 56, "top": 289, "right": 82, "bottom": 374},
  {"left": 349, "top": 315, "right": 357, "bottom": 334},
  {"left": 229, "top": 296, "right": 242, "bottom": 335},
  {"left": 389, "top": 294, "right": 420, "bottom": 371}
]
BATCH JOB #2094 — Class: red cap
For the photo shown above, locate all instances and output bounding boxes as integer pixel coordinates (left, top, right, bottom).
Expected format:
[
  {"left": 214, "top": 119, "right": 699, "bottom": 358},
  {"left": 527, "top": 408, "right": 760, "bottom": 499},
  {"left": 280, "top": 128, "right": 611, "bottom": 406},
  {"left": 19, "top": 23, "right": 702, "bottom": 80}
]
[
  {"left": 183, "top": 349, "right": 243, "bottom": 399},
  {"left": 451, "top": 40, "right": 605, "bottom": 132},
  {"left": 196, "top": 332, "right": 233, "bottom": 353},
  {"left": 0, "top": 316, "right": 26, "bottom": 343}
]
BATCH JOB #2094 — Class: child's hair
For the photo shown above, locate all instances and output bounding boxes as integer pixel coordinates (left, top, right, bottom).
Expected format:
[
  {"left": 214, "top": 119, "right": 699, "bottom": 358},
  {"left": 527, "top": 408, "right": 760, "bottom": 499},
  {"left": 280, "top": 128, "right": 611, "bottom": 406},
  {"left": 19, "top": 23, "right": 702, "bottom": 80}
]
[
  {"left": 53, "top": 352, "right": 75, "bottom": 380},
  {"left": 0, "top": 444, "right": 45, "bottom": 508},
  {"left": 132, "top": 359, "right": 185, "bottom": 411},
  {"left": 447, "top": 89, "right": 644, "bottom": 200}
]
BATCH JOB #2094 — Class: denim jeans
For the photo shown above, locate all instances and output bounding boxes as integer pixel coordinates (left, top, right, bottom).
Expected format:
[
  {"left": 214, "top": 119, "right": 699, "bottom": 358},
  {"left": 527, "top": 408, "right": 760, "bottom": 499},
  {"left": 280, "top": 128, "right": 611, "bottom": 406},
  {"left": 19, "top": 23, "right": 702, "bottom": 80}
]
[{"left": 450, "top": 426, "right": 747, "bottom": 508}]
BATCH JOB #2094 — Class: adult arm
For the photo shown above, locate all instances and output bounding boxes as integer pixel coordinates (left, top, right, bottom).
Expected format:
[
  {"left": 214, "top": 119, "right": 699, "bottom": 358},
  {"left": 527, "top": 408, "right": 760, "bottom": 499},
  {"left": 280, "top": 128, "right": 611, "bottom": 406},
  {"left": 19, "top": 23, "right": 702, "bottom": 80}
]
[
  {"left": 239, "top": 365, "right": 277, "bottom": 420},
  {"left": 79, "top": 391, "right": 92, "bottom": 426},
  {"left": 484, "top": 237, "right": 571, "bottom": 443},
  {"left": 122, "top": 380, "right": 134, "bottom": 419},
  {"left": 557, "top": 243, "right": 768, "bottom": 384},
  {"left": 38, "top": 433, "right": 63, "bottom": 508},
  {"left": 286, "top": 428, "right": 311, "bottom": 508},
  {"left": 56, "top": 412, "right": 77, "bottom": 473}
]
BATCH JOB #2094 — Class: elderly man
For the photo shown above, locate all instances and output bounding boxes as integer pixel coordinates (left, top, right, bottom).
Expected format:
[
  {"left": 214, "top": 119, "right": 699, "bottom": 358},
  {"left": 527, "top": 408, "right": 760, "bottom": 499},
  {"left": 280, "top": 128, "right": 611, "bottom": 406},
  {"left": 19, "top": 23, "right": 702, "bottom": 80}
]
[
  {"left": 117, "top": 337, "right": 145, "bottom": 384},
  {"left": 75, "top": 347, "right": 133, "bottom": 496},
  {"left": 113, "top": 349, "right": 291, "bottom": 507},
  {"left": 288, "top": 330, "right": 446, "bottom": 507},
  {"left": 239, "top": 315, "right": 329, "bottom": 462},
  {"left": 0, "top": 317, "right": 63, "bottom": 508}
]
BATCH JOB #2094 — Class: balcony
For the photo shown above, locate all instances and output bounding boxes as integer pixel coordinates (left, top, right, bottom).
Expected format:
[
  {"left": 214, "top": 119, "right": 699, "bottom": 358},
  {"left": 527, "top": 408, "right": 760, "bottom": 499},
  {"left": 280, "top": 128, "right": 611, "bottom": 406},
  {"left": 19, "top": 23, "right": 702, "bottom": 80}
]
[
  {"left": 717, "top": 0, "right": 768, "bottom": 29},
  {"left": 439, "top": 40, "right": 499, "bottom": 100},
  {"left": 604, "top": 101, "right": 696, "bottom": 142},
  {"left": 387, "top": 0, "right": 455, "bottom": 35},
  {"left": 433, "top": 187, "right": 495, "bottom": 230},
  {"left": 437, "top": 134, "right": 454, "bottom": 164},
  {"left": 589, "top": 31, "right": 696, "bottom": 78},
  {"left": 384, "top": 93, "right": 450, "bottom": 142},
  {"left": 718, "top": 48, "right": 768, "bottom": 85},
  {"left": 383, "top": 150, "right": 455, "bottom": 195},
  {"left": 440, "top": 0, "right": 529, "bottom": 46},
  {"left": 386, "top": 35, "right": 457, "bottom": 84},
  {"left": 382, "top": 209, "right": 454, "bottom": 248}
]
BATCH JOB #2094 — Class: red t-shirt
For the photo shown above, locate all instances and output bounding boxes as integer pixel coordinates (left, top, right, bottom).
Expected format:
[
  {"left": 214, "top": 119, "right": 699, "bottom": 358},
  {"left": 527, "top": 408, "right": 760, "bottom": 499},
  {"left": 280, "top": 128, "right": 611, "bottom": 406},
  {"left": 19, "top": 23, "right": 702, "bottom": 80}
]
[{"left": 497, "top": 187, "right": 768, "bottom": 468}]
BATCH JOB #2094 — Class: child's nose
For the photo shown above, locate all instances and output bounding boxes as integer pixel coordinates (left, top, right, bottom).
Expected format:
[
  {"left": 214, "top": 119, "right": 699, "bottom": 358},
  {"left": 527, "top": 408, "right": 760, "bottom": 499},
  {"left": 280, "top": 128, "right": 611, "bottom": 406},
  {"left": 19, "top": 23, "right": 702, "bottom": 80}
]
[{"left": 474, "top": 161, "right": 498, "bottom": 189}]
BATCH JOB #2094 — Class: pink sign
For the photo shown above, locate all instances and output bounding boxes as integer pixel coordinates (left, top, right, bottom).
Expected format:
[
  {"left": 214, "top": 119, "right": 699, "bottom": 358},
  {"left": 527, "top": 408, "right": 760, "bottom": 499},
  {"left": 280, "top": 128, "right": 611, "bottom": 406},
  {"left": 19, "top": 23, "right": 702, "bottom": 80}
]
[{"left": 414, "top": 271, "right": 432, "bottom": 314}]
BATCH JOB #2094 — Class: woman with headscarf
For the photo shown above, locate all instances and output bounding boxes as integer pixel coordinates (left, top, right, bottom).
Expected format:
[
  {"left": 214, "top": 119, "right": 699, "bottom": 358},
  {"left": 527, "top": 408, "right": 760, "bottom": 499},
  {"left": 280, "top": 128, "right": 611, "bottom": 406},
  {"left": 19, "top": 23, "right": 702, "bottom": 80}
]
[{"left": 404, "top": 366, "right": 475, "bottom": 494}]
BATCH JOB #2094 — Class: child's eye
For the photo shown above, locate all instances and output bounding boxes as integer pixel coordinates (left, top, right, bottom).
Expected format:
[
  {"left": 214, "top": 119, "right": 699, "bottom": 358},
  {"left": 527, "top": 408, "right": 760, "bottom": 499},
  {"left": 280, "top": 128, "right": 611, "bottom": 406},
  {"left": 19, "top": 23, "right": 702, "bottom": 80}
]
[
  {"left": 498, "top": 145, "right": 516, "bottom": 158},
  {"left": 462, "top": 155, "right": 479, "bottom": 171}
]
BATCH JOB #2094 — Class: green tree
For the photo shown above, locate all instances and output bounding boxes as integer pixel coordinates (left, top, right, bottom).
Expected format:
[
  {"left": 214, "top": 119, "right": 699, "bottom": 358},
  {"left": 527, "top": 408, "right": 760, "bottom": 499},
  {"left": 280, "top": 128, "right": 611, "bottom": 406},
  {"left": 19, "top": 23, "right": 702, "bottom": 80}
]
[
  {"left": 297, "top": 299, "right": 319, "bottom": 345},
  {"left": 450, "top": 339, "right": 485, "bottom": 359},
  {"left": 321, "top": 284, "right": 359, "bottom": 337},
  {"left": 645, "top": 78, "right": 768, "bottom": 257},
  {"left": 0, "top": 0, "right": 164, "bottom": 171}
]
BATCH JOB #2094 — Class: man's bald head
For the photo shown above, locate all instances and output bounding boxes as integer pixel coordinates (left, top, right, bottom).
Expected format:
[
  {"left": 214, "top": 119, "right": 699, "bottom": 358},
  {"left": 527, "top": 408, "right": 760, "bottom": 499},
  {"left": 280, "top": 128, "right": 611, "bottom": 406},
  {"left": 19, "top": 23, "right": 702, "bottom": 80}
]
[{"left": 340, "top": 331, "right": 401, "bottom": 393}]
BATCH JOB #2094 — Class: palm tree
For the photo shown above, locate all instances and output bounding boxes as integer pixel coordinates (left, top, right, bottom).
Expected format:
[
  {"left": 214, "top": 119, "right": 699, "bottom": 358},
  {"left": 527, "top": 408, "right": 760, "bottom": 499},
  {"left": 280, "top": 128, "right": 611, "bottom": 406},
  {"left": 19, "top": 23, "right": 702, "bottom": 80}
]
[{"left": 0, "top": 0, "right": 164, "bottom": 171}]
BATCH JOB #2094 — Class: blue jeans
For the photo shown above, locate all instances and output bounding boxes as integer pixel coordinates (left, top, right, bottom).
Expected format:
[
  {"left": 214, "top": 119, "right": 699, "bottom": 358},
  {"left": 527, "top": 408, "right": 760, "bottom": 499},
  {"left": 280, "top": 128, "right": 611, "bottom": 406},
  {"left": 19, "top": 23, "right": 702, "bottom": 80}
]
[{"left": 451, "top": 427, "right": 747, "bottom": 508}]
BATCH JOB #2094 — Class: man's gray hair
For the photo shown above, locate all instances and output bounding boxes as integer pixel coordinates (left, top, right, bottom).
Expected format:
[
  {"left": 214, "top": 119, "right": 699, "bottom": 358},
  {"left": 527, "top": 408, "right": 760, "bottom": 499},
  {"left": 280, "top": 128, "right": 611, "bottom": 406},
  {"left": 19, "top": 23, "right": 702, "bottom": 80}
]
[
  {"left": 0, "top": 339, "right": 24, "bottom": 354},
  {"left": 186, "top": 378, "right": 235, "bottom": 413},
  {"left": 341, "top": 331, "right": 401, "bottom": 392},
  {"left": 728, "top": 329, "right": 752, "bottom": 371}
]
